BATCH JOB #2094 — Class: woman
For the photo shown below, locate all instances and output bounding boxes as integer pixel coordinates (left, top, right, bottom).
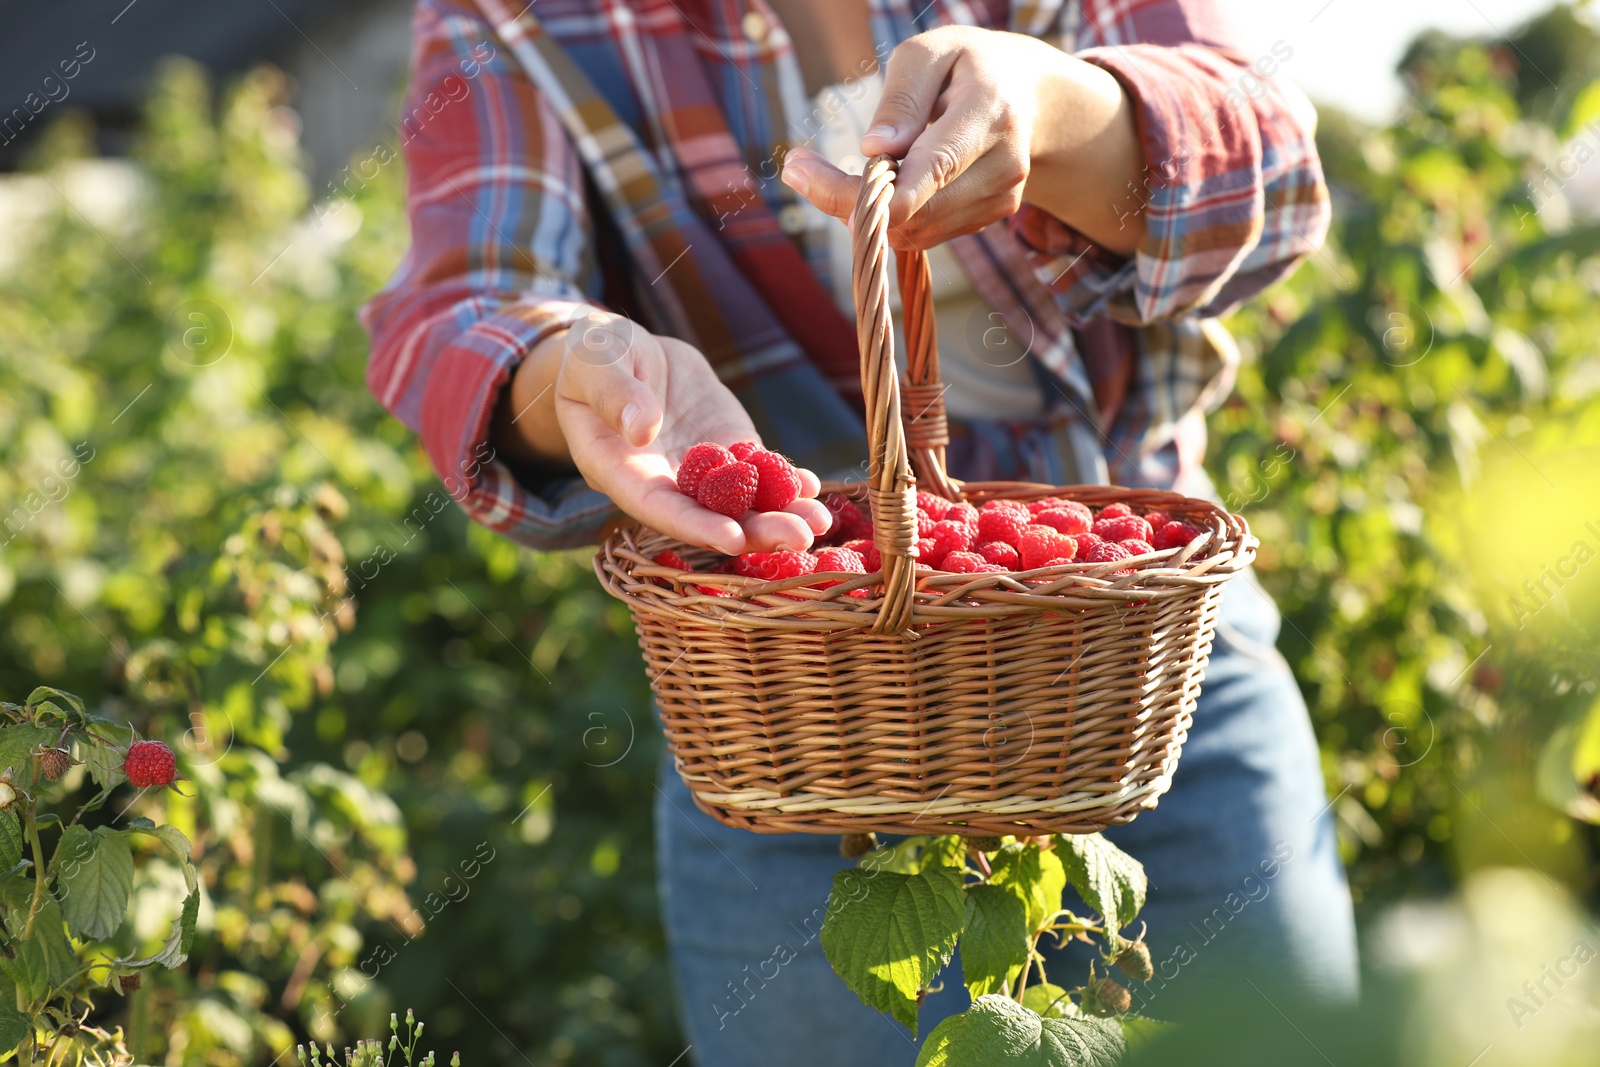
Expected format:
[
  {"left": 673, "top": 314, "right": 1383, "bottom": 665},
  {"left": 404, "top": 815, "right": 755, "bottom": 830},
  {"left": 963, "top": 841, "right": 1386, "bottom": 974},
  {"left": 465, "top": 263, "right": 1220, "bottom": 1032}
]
[{"left": 364, "top": 0, "right": 1358, "bottom": 1061}]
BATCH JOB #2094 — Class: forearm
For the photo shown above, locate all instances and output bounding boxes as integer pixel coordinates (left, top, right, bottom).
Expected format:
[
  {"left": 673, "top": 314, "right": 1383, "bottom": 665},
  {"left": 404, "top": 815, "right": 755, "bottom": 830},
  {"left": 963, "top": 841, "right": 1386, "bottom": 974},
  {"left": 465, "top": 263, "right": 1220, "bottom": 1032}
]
[
  {"left": 491, "top": 328, "right": 572, "bottom": 466},
  {"left": 1024, "top": 52, "right": 1146, "bottom": 256}
]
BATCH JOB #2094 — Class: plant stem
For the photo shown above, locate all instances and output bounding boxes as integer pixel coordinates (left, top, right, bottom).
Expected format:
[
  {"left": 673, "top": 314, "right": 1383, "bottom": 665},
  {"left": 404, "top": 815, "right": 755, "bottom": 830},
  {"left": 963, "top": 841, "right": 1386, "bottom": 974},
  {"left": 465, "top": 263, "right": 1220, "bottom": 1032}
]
[{"left": 22, "top": 809, "right": 48, "bottom": 940}]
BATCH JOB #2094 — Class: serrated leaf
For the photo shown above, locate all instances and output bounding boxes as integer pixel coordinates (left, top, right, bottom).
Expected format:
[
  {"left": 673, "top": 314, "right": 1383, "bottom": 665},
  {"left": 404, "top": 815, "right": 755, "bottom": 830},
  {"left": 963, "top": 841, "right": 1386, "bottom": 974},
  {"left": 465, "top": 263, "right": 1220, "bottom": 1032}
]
[
  {"left": 989, "top": 843, "right": 1066, "bottom": 935},
  {"left": 915, "top": 993, "right": 1125, "bottom": 1067},
  {"left": 1, "top": 883, "right": 81, "bottom": 987},
  {"left": 116, "top": 891, "right": 198, "bottom": 969},
  {"left": 78, "top": 722, "right": 134, "bottom": 791},
  {"left": 0, "top": 939, "right": 47, "bottom": 1004},
  {"left": 0, "top": 725, "right": 59, "bottom": 777},
  {"left": 0, "top": 811, "right": 22, "bottom": 873},
  {"left": 55, "top": 825, "right": 134, "bottom": 940},
  {"left": 25, "top": 687, "right": 84, "bottom": 715},
  {"left": 1020, "top": 983, "right": 1077, "bottom": 1019},
  {"left": 860, "top": 835, "right": 967, "bottom": 876},
  {"left": 1053, "top": 834, "right": 1147, "bottom": 947},
  {"left": 0, "top": 972, "right": 25, "bottom": 1054},
  {"left": 821, "top": 865, "right": 966, "bottom": 1030},
  {"left": 962, "top": 885, "right": 1032, "bottom": 998}
]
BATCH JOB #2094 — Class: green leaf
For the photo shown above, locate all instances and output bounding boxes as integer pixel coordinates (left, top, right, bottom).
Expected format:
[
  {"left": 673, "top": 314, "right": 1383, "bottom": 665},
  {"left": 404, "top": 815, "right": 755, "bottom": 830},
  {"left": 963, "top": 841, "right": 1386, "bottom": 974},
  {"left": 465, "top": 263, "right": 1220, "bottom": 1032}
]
[
  {"left": 1119, "top": 1014, "right": 1174, "bottom": 1052},
  {"left": 1020, "top": 983, "right": 1076, "bottom": 1019},
  {"left": 0, "top": 811, "right": 22, "bottom": 873},
  {"left": 55, "top": 825, "right": 135, "bottom": 940},
  {"left": 915, "top": 994, "right": 1124, "bottom": 1067},
  {"left": 0, "top": 939, "right": 47, "bottom": 1004},
  {"left": 116, "top": 891, "right": 198, "bottom": 969},
  {"left": 820, "top": 864, "right": 966, "bottom": 1030},
  {"left": 1053, "top": 834, "right": 1147, "bottom": 947},
  {"left": 0, "top": 972, "right": 26, "bottom": 1054},
  {"left": 1, "top": 883, "right": 81, "bottom": 987},
  {"left": 78, "top": 722, "right": 134, "bottom": 791},
  {"left": 989, "top": 843, "right": 1066, "bottom": 935},
  {"left": 860, "top": 835, "right": 967, "bottom": 876},
  {"left": 0, "top": 725, "right": 58, "bottom": 778},
  {"left": 961, "top": 885, "right": 1032, "bottom": 998},
  {"left": 25, "top": 687, "right": 84, "bottom": 716}
]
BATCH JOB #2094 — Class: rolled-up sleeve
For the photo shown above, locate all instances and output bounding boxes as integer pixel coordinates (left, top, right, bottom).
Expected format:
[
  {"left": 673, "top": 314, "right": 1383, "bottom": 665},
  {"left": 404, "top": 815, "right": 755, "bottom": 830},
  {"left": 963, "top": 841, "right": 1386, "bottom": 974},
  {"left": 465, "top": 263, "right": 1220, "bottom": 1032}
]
[
  {"left": 1011, "top": 0, "right": 1330, "bottom": 325},
  {"left": 361, "top": 0, "right": 616, "bottom": 550}
]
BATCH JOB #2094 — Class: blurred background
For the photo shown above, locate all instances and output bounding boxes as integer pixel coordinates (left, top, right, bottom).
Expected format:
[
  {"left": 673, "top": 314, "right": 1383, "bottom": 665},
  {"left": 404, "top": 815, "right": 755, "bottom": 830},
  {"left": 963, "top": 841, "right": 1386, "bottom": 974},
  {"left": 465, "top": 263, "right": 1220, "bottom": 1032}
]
[{"left": 3, "top": 0, "right": 1600, "bottom": 1063}]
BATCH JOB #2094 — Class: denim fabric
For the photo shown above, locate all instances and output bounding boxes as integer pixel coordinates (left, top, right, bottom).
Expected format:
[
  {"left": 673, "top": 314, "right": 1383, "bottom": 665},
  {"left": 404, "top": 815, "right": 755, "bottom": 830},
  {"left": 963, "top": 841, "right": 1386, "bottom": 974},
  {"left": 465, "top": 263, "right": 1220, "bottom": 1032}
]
[{"left": 653, "top": 569, "right": 1358, "bottom": 1066}]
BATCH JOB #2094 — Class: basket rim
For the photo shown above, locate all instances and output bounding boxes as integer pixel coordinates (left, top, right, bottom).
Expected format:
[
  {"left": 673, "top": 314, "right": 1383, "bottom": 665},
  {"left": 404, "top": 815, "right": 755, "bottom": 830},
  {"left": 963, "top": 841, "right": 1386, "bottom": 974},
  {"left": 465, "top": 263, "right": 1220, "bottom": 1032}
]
[{"left": 596, "top": 481, "right": 1257, "bottom": 633}]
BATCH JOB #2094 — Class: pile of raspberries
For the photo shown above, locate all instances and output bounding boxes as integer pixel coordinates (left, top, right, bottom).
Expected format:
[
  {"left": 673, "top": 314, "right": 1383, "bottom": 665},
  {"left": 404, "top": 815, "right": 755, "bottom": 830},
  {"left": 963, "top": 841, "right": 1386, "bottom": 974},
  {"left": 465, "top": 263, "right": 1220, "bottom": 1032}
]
[{"left": 653, "top": 442, "right": 1202, "bottom": 589}]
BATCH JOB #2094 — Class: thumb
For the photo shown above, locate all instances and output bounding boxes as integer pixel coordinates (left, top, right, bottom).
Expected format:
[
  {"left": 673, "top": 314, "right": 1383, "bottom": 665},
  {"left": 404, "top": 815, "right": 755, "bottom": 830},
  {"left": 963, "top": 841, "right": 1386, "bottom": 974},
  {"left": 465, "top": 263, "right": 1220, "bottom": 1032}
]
[
  {"left": 859, "top": 38, "right": 958, "bottom": 158},
  {"left": 562, "top": 314, "right": 665, "bottom": 447}
]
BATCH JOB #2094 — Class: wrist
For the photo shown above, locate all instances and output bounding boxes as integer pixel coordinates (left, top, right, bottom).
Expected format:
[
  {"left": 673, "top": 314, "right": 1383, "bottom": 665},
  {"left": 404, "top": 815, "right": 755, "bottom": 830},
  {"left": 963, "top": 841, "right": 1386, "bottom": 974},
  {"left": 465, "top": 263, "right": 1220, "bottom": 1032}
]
[
  {"left": 492, "top": 327, "right": 573, "bottom": 467},
  {"left": 1023, "top": 53, "right": 1145, "bottom": 256}
]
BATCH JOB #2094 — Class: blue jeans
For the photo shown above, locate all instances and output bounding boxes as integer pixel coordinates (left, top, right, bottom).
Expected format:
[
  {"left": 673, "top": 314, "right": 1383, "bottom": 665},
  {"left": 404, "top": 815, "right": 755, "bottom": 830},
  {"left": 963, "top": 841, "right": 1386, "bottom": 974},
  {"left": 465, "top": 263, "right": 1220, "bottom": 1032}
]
[{"left": 653, "top": 569, "right": 1358, "bottom": 1065}]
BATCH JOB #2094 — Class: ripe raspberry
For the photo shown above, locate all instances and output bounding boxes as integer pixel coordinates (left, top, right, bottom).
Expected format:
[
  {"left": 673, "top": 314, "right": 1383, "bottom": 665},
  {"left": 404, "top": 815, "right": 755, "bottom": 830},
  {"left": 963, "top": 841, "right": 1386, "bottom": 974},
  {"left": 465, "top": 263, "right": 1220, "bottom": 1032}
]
[
  {"left": 1018, "top": 525, "right": 1078, "bottom": 570},
  {"left": 1117, "top": 940, "right": 1155, "bottom": 982},
  {"left": 1152, "top": 520, "right": 1203, "bottom": 550},
  {"left": 696, "top": 461, "right": 759, "bottom": 517},
  {"left": 1099, "top": 502, "right": 1134, "bottom": 519},
  {"left": 693, "top": 583, "right": 733, "bottom": 598},
  {"left": 1026, "top": 496, "right": 1065, "bottom": 516},
  {"left": 916, "top": 491, "right": 952, "bottom": 521},
  {"left": 814, "top": 547, "right": 866, "bottom": 573},
  {"left": 822, "top": 494, "right": 871, "bottom": 544},
  {"left": 929, "top": 520, "right": 973, "bottom": 561},
  {"left": 651, "top": 550, "right": 688, "bottom": 570},
  {"left": 981, "top": 499, "right": 1030, "bottom": 516},
  {"left": 728, "top": 440, "right": 761, "bottom": 461},
  {"left": 123, "top": 740, "right": 178, "bottom": 789},
  {"left": 916, "top": 513, "right": 937, "bottom": 538},
  {"left": 747, "top": 449, "right": 801, "bottom": 511},
  {"left": 1035, "top": 506, "right": 1091, "bottom": 536},
  {"left": 945, "top": 502, "right": 979, "bottom": 531},
  {"left": 1093, "top": 515, "right": 1153, "bottom": 543},
  {"left": 34, "top": 746, "right": 76, "bottom": 783},
  {"left": 916, "top": 536, "right": 947, "bottom": 568},
  {"left": 976, "top": 508, "right": 1029, "bottom": 548},
  {"left": 1074, "top": 532, "right": 1103, "bottom": 553},
  {"left": 842, "top": 539, "right": 882, "bottom": 572},
  {"left": 942, "top": 551, "right": 989, "bottom": 573},
  {"left": 1143, "top": 510, "right": 1171, "bottom": 530},
  {"left": 976, "top": 541, "right": 1020, "bottom": 569},
  {"left": 736, "top": 551, "right": 817, "bottom": 580},
  {"left": 1091, "top": 977, "right": 1133, "bottom": 1016},
  {"left": 1121, "top": 539, "right": 1156, "bottom": 556},
  {"left": 676, "top": 443, "right": 734, "bottom": 497},
  {"left": 1082, "top": 540, "right": 1135, "bottom": 572},
  {"left": 976, "top": 563, "right": 1007, "bottom": 572}
]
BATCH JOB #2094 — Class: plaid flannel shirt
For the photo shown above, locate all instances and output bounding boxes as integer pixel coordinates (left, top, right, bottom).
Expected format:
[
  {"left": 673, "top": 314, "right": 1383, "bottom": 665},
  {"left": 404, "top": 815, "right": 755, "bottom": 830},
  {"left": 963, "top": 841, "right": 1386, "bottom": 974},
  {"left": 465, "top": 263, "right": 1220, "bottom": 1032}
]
[{"left": 361, "top": 0, "right": 1329, "bottom": 550}]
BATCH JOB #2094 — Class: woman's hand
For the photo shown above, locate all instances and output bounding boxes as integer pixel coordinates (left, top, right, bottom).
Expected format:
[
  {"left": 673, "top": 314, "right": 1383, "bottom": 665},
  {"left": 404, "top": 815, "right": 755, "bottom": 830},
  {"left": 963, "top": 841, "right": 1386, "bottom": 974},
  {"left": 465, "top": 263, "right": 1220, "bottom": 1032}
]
[
  {"left": 780, "top": 25, "right": 1146, "bottom": 255},
  {"left": 497, "top": 313, "right": 830, "bottom": 555}
]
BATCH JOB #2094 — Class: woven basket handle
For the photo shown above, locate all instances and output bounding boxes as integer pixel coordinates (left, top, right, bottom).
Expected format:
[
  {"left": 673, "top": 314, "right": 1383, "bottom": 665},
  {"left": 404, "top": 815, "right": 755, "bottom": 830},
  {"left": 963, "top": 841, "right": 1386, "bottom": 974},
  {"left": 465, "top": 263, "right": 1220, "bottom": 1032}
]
[{"left": 851, "top": 155, "right": 957, "bottom": 635}]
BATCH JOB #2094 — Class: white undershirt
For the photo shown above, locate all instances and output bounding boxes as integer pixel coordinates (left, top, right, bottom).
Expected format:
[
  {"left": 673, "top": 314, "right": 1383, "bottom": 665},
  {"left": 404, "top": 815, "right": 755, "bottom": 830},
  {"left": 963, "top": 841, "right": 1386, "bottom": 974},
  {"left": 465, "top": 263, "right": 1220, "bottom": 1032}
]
[{"left": 794, "top": 72, "right": 1046, "bottom": 421}]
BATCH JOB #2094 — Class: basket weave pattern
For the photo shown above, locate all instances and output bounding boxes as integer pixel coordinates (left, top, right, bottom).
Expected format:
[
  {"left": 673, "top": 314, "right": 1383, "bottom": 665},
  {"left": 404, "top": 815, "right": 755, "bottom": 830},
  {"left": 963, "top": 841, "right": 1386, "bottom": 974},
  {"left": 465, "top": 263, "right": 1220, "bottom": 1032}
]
[{"left": 596, "top": 157, "right": 1256, "bottom": 836}]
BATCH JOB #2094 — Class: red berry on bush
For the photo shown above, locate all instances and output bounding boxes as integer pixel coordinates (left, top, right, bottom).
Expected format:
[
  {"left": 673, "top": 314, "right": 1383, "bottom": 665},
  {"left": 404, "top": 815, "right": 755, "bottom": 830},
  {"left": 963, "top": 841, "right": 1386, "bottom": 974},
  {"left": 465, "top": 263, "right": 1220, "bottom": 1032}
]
[
  {"left": 124, "top": 740, "right": 178, "bottom": 789},
  {"left": 696, "top": 461, "right": 759, "bottom": 517},
  {"left": 676, "top": 443, "right": 734, "bottom": 497}
]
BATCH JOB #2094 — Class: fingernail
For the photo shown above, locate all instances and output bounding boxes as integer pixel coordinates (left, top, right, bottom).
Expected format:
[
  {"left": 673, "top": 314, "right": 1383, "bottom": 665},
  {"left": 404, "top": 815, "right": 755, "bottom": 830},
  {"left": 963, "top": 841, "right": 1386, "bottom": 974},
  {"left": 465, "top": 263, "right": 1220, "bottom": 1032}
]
[
  {"left": 865, "top": 124, "right": 896, "bottom": 143},
  {"left": 621, "top": 402, "right": 640, "bottom": 436},
  {"left": 782, "top": 163, "right": 810, "bottom": 196},
  {"left": 713, "top": 544, "right": 735, "bottom": 556}
]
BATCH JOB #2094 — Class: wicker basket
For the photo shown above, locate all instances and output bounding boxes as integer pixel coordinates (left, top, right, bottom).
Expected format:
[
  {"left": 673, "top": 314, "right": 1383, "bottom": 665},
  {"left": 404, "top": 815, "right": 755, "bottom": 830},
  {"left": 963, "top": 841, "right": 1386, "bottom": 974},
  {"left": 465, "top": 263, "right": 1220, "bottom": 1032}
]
[{"left": 595, "top": 155, "right": 1256, "bottom": 836}]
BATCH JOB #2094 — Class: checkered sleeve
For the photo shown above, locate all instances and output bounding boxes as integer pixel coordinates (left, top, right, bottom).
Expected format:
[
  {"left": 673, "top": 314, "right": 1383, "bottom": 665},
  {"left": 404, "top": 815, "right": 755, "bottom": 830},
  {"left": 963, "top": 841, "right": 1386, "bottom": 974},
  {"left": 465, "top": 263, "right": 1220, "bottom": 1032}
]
[
  {"left": 361, "top": 0, "right": 616, "bottom": 550},
  {"left": 1010, "top": 0, "right": 1330, "bottom": 325}
]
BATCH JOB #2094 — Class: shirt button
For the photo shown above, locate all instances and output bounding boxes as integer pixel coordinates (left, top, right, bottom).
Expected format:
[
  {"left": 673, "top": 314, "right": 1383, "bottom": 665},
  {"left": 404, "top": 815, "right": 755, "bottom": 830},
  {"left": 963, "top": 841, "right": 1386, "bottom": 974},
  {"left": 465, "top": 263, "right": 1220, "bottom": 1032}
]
[
  {"left": 778, "top": 202, "right": 807, "bottom": 235},
  {"left": 741, "top": 10, "right": 770, "bottom": 43}
]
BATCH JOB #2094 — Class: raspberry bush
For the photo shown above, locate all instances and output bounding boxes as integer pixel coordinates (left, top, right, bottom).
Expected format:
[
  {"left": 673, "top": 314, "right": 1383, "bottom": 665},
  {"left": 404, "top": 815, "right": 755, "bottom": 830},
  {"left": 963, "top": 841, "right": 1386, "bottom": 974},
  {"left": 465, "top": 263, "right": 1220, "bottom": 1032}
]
[
  {"left": 0, "top": 686, "right": 199, "bottom": 1065},
  {"left": 821, "top": 832, "right": 1154, "bottom": 1066}
]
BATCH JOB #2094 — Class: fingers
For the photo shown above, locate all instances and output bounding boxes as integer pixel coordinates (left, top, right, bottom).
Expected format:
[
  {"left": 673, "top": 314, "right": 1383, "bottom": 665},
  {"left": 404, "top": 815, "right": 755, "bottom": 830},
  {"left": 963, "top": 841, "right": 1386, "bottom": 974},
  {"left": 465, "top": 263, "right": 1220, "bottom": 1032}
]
[
  {"left": 887, "top": 87, "right": 998, "bottom": 227},
  {"left": 781, "top": 147, "right": 860, "bottom": 221},
  {"left": 859, "top": 36, "right": 961, "bottom": 160},
  {"left": 561, "top": 314, "right": 665, "bottom": 447}
]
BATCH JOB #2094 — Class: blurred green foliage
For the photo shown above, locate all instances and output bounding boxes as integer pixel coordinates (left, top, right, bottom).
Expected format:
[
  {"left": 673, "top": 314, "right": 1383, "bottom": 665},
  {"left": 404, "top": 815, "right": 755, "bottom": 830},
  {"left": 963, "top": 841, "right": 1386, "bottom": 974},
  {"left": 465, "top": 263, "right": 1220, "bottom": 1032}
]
[{"left": 3, "top": 7, "right": 1600, "bottom": 1064}]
